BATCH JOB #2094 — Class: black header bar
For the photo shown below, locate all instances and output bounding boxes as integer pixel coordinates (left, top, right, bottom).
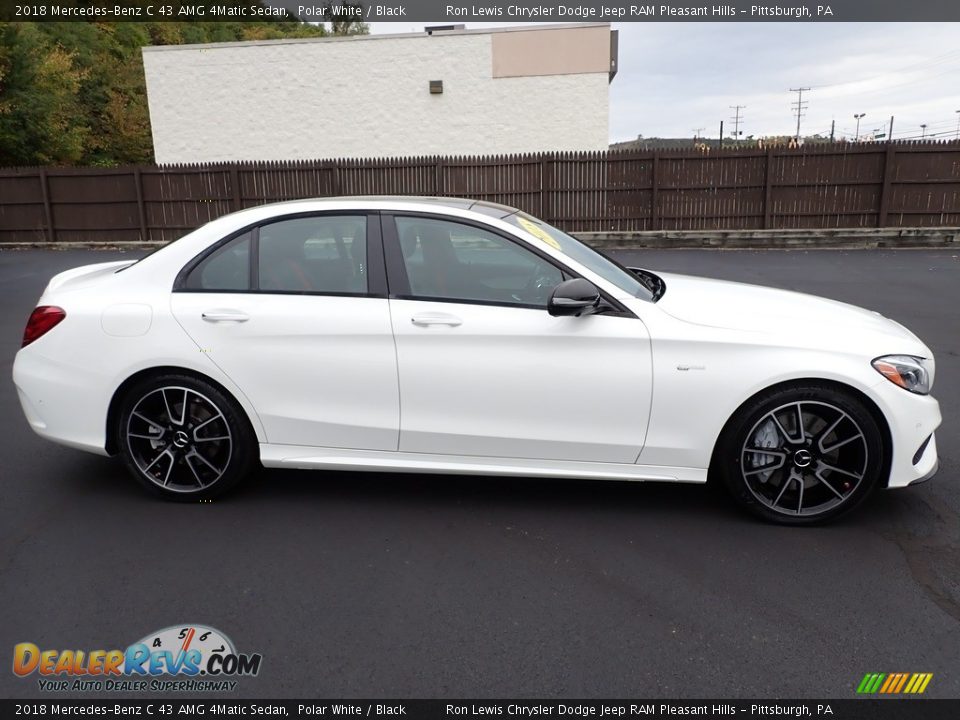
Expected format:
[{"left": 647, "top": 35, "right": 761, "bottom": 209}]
[
  {"left": 2, "top": 0, "right": 960, "bottom": 23},
  {"left": 2, "top": 700, "right": 960, "bottom": 720}
]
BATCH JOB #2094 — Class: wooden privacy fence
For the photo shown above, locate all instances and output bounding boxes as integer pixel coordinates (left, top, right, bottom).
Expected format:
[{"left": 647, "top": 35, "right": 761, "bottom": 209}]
[{"left": 1, "top": 141, "right": 959, "bottom": 244}]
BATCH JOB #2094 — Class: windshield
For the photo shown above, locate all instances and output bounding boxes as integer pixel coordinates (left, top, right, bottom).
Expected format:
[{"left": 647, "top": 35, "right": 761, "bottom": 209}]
[{"left": 504, "top": 213, "right": 654, "bottom": 301}]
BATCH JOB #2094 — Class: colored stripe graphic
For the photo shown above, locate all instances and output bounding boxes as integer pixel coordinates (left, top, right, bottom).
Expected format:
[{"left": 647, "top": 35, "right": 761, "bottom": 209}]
[
  {"left": 881, "top": 673, "right": 903, "bottom": 693},
  {"left": 857, "top": 673, "right": 884, "bottom": 693},
  {"left": 857, "top": 672, "right": 932, "bottom": 694}
]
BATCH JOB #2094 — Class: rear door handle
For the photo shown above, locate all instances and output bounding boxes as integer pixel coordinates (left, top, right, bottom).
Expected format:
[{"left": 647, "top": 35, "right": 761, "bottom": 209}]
[
  {"left": 411, "top": 313, "right": 462, "bottom": 327},
  {"left": 202, "top": 310, "right": 250, "bottom": 323}
]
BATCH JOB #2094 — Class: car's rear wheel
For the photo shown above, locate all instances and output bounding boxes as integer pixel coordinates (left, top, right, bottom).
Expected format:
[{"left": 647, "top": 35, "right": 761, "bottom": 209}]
[
  {"left": 116, "top": 374, "right": 256, "bottom": 500},
  {"left": 717, "top": 384, "right": 885, "bottom": 524}
]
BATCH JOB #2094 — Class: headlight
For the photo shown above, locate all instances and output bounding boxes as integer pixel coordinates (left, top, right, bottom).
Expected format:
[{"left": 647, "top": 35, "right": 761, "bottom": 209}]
[{"left": 872, "top": 355, "right": 932, "bottom": 394}]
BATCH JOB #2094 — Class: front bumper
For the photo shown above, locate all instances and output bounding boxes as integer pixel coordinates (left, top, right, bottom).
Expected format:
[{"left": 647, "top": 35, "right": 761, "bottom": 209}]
[
  {"left": 869, "top": 378, "right": 942, "bottom": 489},
  {"left": 906, "top": 438, "right": 938, "bottom": 486}
]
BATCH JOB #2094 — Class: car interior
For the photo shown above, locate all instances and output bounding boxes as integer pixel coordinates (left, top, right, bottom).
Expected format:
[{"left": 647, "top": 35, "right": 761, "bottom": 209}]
[
  {"left": 397, "top": 218, "right": 563, "bottom": 306},
  {"left": 258, "top": 217, "right": 367, "bottom": 294}
]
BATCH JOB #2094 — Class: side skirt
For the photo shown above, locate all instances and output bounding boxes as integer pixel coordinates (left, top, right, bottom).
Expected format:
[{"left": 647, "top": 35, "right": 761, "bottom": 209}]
[{"left": 259, "top": 444, "right": 708, "bottom": 483}]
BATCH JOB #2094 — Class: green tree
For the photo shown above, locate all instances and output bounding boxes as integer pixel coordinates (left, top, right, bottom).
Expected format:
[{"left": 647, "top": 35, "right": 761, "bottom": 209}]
[
  {"left": 0, "top": 12, "right": 345, "bottom": 167},
  {"left": 324, "top": 1, "right": 370, "bottom": 36},
  {"left": 0, "top": 24, "right": 89, "bottom": 165}
]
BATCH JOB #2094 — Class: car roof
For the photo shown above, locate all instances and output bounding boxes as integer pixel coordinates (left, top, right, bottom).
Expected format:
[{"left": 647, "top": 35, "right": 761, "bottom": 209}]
[{"left": 252, "top": 195, "right": 523, "bottom": 220}]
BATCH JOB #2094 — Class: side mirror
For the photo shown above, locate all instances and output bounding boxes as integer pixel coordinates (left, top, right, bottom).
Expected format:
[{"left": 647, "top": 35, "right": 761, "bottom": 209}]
[{"left": 548, "top": 278, "right": 601, "bottom": 317}]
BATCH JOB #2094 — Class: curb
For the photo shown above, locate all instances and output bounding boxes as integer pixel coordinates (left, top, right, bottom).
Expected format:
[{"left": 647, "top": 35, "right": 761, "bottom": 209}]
[
  {"left": 1, "top": 228, "right": 958, "bottom": 252},
  {"left": 578, "top": 227, "right": 960, "bottom": 250},
  {"left": 0, "top": 242, "right": 168, "bottom": 251}
]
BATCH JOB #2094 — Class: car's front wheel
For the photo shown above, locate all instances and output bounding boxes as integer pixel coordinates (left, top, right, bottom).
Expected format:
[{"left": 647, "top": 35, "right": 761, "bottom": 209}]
[
  {"left": 116, "top": 374, "right": 257, "bottom": 500},
  {"left": 717, "top": 384, "right": 886, "bottom": 524}
]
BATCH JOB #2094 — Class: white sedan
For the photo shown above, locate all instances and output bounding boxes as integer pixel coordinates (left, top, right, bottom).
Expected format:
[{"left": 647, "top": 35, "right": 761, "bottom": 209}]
[{"left": 13, "top": 197, "right": 941, "bottom": 523}]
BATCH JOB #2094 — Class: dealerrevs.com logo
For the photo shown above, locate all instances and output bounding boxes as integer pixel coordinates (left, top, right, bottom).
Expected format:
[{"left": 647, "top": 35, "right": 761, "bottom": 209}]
[{"left": 13, "top": 624, "right": 262, "bottom": 692}]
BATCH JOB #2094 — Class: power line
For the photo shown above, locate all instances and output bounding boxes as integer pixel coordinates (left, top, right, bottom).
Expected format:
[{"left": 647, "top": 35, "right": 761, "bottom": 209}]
[
  {"left": 812, "top": 49, "right": 960, "bottom": 91},
  {"left": 896, "top": 129, "right": 956, "bottom": 140},
  {"left": 823, "top": 64, "right": 960, "bottom": 102},
  {"left": 789, "top": 88, "right": 810, "bottom": 141},
  {"left": 891, "top": 115, "right": 960, "bottom": 140},
  {"left": 902, "top": 117, "right": 960, "bottom": 131},
  {"left": 888, "top": 115, "right": 960, "bottom": 139}
]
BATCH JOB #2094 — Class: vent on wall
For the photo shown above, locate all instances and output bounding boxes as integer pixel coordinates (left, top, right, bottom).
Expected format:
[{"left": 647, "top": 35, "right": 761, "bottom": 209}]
[
  {"left": 425, "top": 25, "right": 465, "bottom": 35},
  {"left": 429, "top": 80, "right": 443, "bottom": 94}
]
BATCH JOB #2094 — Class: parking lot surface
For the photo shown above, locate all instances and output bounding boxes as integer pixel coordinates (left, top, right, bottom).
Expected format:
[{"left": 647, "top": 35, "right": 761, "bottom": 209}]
[{"left": 0, "top": 248, "right": 957, "bottom": 698}]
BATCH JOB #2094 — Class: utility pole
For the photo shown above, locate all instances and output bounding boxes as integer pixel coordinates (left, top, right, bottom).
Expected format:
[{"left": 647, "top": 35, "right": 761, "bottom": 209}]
[
  {"left": 692, "top": 127, "right": 705, "bottom": 141},
  {"left": 789, "top": 87, "right": 810, "bottom": 142},
  {"left": 729, "top": 105, "right": 745, "bottom": 142},
  {"left": 719, "top": 120, "right": 724, "bottom": 149},
  {"left": 920, "top": 124, "right": 928, "bottom": 139},
  {"left": 830, "top": 119, "right": 835, "bottom": 142},
  {"left": 955, "top": 110, "right": 959, "bottom": 140},
  {"left": 888, "top": 116, "right": 895, "bottom": 142}
]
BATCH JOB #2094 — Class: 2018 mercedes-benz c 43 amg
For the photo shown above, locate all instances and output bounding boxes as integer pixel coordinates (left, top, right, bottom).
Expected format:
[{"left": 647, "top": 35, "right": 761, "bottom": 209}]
[{"left": 13, "top": 197, "right": 941, "bottom": 523}]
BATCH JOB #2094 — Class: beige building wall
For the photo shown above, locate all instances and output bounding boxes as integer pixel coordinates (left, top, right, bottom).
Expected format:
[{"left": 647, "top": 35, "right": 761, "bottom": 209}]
[
  {"left": 492, "top": 25, "right": 614, "bottom": 78},
  {"left": 142, "top": 24, "right": 613, "bottom": 164}
]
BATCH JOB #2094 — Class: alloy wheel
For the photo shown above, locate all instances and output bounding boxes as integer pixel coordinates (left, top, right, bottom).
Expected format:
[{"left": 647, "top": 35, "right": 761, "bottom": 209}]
[
  {"left": 740, "top": 401, "right": 869, "bottom": 518},
  {"left": 125, "top": 386, "right": 233, "bottom": 493}
]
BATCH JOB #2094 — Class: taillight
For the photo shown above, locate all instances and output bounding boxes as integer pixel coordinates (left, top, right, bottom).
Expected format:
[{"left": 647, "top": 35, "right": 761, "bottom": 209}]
[{"left": 21, "top": 306, "right": 66, "bottom": 347}]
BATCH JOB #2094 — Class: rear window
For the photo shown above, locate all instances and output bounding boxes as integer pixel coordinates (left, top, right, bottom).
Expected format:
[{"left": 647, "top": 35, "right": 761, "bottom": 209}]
[{"left": 182, "top": 232, "right": 251, "bottom": 291}]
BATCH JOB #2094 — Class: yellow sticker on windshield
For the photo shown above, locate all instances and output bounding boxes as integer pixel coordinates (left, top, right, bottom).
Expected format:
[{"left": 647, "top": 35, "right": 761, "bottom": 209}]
[{"left": 517, "top": 217, "right": 562, "bottom": 250}]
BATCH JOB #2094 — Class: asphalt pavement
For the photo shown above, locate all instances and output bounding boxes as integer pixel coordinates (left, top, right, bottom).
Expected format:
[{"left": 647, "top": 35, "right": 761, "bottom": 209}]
[{"left": 0, "top": 248, "right": 957, "bottom": 699}]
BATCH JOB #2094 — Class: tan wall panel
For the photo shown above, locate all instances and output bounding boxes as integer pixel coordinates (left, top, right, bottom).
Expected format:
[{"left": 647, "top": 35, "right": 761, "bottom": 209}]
[{"left": 492, "top": 26, "right": 611, "bottom": 79}]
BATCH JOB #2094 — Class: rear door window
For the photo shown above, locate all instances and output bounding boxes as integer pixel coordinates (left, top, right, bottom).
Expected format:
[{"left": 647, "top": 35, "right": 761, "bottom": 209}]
[{"left": 258, "top": 216, "right": 367, "bottom": 294}]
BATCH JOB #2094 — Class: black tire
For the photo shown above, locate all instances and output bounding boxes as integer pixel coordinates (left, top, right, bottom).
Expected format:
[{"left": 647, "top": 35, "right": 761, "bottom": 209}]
[
  {"left": 115, "top": 373, "right": 257, "bottom": 500},
  {"left": 715, "top": 383, "right": 885, "bottom": 525}
]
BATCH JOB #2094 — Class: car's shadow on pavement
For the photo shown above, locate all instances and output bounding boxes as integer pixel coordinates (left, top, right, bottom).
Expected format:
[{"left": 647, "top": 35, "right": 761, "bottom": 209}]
[{"left": 68, "top": 451, "right": 921, "bottom": 532}]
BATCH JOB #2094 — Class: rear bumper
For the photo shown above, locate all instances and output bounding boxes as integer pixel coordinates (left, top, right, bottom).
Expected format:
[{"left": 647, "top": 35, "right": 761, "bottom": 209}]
[{"left": 12, "top": 348, "right": 110, "bottom": 456}]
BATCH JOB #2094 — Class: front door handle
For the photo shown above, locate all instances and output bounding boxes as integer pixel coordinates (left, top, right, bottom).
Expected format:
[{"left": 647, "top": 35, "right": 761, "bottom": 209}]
[
  {"left": 202, "top": 310, "right": 250, "bottom": 323},
  {"left": 411, "top": 313, "right": 462, "bottom": 327}
]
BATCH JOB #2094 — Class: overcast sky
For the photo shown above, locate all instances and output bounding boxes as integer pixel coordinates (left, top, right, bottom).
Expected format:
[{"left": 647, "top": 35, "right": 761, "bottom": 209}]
[{"left": 369, "top": 22, "right": 960, "bottom": 143}]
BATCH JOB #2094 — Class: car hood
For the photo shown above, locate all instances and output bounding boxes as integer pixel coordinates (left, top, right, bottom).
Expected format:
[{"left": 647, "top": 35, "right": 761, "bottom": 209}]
[{"left": 653, "top": 271, "right": 930, "bottom": 354}]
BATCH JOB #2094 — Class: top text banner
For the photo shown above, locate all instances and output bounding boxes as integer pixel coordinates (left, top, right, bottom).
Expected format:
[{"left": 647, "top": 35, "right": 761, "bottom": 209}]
[{"left": 3, "top": 0, "right": 960, "bottom": 22}]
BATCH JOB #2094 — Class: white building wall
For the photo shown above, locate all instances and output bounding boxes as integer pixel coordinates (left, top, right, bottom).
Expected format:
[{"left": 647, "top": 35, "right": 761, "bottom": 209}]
[{"left": 142, "top": 31, "right": 610, "bottom": 163}]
